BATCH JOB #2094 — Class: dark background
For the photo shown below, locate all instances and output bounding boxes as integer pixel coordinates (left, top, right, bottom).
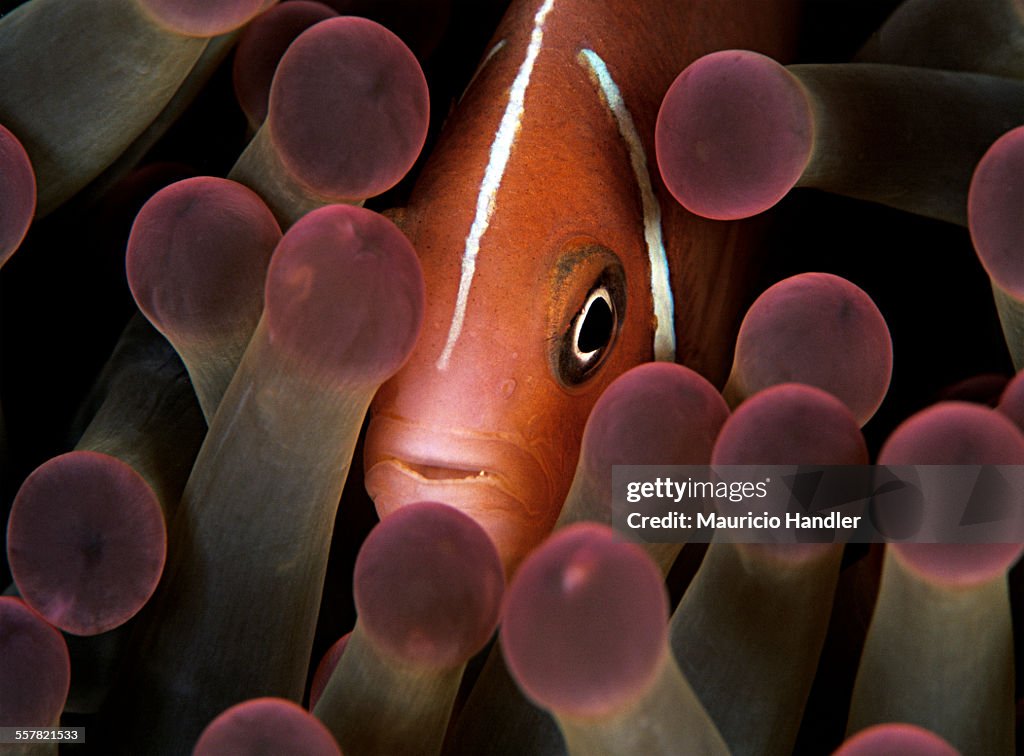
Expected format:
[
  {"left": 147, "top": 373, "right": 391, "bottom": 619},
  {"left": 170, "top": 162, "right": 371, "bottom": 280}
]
[{"left": 0, "top": 1, "right": 1014, "bottom": 753}]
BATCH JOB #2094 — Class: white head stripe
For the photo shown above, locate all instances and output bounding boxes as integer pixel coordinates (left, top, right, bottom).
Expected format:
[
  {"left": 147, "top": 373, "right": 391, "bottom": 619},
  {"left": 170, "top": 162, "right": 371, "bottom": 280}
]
[
  {"left": 436, "top": 0, "right": 556, "bottom": 371},
  {"left": 577, "top": 48, "right": 677, "bottom": 362}
]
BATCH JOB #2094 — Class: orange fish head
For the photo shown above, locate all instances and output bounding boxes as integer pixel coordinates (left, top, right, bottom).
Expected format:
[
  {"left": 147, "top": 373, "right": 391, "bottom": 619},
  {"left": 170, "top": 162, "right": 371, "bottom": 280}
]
[
  {"left": 365, "top": 226, "right": 655, "bottom": 573},
  {"left": 365, "top": 9, "right": 693, "bottom": 573}
]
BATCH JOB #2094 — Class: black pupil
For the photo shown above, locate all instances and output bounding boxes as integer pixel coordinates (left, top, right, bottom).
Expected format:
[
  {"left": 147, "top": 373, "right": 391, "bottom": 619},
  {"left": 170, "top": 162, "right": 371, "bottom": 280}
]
[{"left": 578, "top": 295, "right": 613, "bottom": 353}]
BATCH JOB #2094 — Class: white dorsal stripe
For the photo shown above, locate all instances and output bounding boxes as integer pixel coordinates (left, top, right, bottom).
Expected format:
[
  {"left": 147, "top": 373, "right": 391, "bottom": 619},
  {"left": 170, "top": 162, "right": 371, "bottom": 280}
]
[
  {"left": 436, "top": 0, "right": 556, "bottom": 371},
  {"left": 577, "top": 48, "right": 677, "bottom": 362}
]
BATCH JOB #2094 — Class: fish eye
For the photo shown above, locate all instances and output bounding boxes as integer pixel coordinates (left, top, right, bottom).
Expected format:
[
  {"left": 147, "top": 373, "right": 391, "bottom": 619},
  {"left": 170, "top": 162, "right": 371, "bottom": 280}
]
[
  {"left": 572, "top": 287, "right": 614, "bottom": 364},
  {"left": 548, "top": 244, "right": 626, "bottom": 388}
]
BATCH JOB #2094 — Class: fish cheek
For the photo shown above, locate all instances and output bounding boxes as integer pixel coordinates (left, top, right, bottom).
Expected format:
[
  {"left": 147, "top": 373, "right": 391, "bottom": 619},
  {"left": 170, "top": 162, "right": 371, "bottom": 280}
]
[{"left": 546, "top": 242, "right": 627, "bottom": 391}]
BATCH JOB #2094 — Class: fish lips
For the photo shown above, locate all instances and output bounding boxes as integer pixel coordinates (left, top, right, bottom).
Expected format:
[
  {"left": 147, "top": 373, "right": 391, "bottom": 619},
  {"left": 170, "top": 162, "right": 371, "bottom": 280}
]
[{"left": 363, "top": 413, "right": 557, "bottom": 571}]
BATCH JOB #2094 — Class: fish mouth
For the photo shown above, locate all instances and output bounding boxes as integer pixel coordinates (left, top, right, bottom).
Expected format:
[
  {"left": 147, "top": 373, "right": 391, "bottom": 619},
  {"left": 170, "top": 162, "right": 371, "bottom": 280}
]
[
  {"left": 389, "top": 459, "right": 495, "bottom": 483},
  {"left": 366, "top": 456, "right": 521, "bottom": 507},
  {"left": 363, "top": 413, "right": 544, "bottom": 515},
  {"left": 363, "top": 413, "right": 558, "bottom": 569}
]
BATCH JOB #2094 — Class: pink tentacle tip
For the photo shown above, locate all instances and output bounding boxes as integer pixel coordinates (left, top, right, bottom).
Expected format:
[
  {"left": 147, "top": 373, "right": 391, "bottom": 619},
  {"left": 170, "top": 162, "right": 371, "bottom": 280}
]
[
  {"left": 834, "top": 724, "right": 959, "bottom": 755},
  {"left": 232, "top": 2, "right": 339, "bottom": 127},
  {"left": 712, "top": 383, "right": 868, "bottom": 466},
  {"left": 582, "top": 362, "right": 729, "bottom": 473},
  {"left": 969, "top": 126, "right": 1024, "bottom": 298},
  {"left": 997, "top": 370, "right": 1024, "bottom": 430},
  {"left": 501, "top": 524, "right": 668, "bottom": 719},
  {"left": 137, "top": 0, "right": 270, "bottom": 37},
  {"left": 656, "top": 50, "right": 812, "bottom": 220},
  {"left": 878, "top": 404, "right": 1024, "bottom": 587},
  {"left": 7, "top": 451, "right": 166, "bottom": 636},
  {"left": 891, "top": 542, "right": 1024, "bottom": 589},
  {"left": 0, "top": 124, "right": 36, "bottom": 268},
  {"left": 268, "top": 16, "right": 430, "bottom": 200},
  {"left": 354, "top": 502, "right": 504, "bottom": 669},
  {"left": 308, "top": 633, "right": 350, "bottom": 711},
  {"left": 879, "top": 401, "right": 1024, "bottom": 465},
  {"left": 126, "top": 176, "right": 282, "bottom": 340},
  {"left": 938, "top": 372, "right": 1010, "bottom": 407},
  {"left": 264, "top": 204, "right": 424, "bottom": 385},
  {"left": 732, "top": 272, "right": 892, "bottom": 425},
  {"left": 193, "top": 698, "right": 340, "bottom": 756},
  {"left": 0, "top": 597, "right": 71, "bottom": 727}
]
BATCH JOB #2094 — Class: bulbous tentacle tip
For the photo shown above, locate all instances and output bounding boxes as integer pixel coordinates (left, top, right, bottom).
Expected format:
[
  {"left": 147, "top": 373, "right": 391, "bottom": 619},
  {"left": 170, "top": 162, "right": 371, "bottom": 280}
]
[
  {"left": 7, "top": 450, "right": 167, "bottom": 637},
  {"left": 137, "top": 0, "right": 270, "bottom": 37},
  {"left": 878, "top": 402, "right": 1024, "bottom": 587},
  {"left": 232, "top": 1, "right": 339, "bottom": 128},
  {"left": 835, "top": 723, "right": 959, "bottom": 756},
  {"left": 354, "top": 502, "right": 504, "bottom": 669},
  {"left": 712, "top": 383, "right": 868, "bottom": 466},
  {"left": 194, "top": 698, "right": 341, "bottom": 756},
  {"left": 656, "top": 49, "right": 812, "bottom": 220},
  {"left": 308, "top": 633, "right": 350, "bottom": 712},
  {"left": 879, "top": 401, "right": 1024, "bottom": 466},
  {"left": 268, "top": 16, "right": 430, "bottom": 202},
  {"left": 264, "top": 204, "right": 425, "bottom": 386},
  {"left": 969, "top": 126, "right": 1024, "bottom": 297},
  {"left": 126, "top": 176, "right": 282, "bottom": 343},
  {"left": 997, "top": 369, "right": 1024, "bottom": 430},
  {"left": 0, "top": 124, "right": 36, "bottom": 268},
  {"left": 891, "top": 542, "right": 1024, "bottom": 589},
  {"left": 582, "top": 361, "right": 729, "bottom": 474},
  {"left": 501, "top": 523, "right": 667, "bottom": 718},
  {"left": 0, "top": 596, "right": 71, "bottom": 727},
  {"left": 730, "top": 272, "right": 893, "bottom": 426}
]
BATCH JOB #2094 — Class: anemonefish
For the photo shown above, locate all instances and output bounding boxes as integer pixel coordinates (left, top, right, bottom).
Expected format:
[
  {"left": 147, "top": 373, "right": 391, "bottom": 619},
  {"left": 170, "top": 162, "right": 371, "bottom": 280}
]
[{"left": 364, "top": 0, "right": 799, "bottom": 571}]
